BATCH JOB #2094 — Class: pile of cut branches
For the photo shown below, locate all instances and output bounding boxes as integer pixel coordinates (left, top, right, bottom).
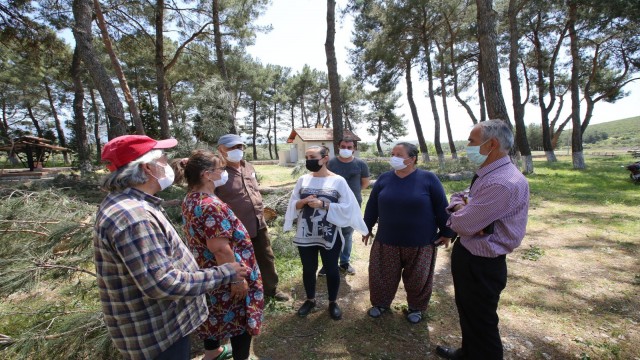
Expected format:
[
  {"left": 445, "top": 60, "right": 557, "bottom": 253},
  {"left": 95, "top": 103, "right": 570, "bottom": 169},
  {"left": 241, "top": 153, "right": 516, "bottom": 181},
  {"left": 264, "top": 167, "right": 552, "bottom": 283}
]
[{"left": 0, "top": 188, "right": 119, "bottom": 359}]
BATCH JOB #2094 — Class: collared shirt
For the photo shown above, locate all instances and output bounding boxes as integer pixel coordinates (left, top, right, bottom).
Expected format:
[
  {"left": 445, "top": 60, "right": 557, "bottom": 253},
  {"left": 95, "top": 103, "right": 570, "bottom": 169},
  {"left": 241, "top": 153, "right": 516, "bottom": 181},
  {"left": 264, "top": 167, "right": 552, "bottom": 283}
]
[
  {"left": 215, "top": 161, "right": 266, "bottom": 238},
  {"left": 447, "top": 156, "right": 529, "bottom": 258},
  {"left": 94, "top": 188, "right": 236, "bottom": 360}
]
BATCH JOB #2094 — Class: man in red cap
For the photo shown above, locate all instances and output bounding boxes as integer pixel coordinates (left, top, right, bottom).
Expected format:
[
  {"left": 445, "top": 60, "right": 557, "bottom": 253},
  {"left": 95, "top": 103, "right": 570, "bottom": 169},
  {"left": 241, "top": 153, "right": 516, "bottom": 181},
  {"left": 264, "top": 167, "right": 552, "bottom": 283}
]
[{"left": 95, "top": 135, "right": 249, "bottom": 360}]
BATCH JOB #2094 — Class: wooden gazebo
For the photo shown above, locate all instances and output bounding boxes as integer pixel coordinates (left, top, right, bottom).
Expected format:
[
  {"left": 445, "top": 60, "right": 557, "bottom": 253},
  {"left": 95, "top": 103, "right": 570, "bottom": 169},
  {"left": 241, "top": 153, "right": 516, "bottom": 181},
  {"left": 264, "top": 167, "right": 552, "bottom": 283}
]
[{"left": 0, "top": 136, "right": 70, "bottom": 171}]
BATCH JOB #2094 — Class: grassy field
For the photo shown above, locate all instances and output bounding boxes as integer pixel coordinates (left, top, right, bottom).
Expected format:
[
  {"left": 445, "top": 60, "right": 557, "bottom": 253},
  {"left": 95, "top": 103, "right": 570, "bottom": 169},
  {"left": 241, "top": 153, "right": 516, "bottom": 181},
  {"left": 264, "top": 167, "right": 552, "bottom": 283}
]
[{"left": 0, "top": 155, "right": 638, "bottom": 359}]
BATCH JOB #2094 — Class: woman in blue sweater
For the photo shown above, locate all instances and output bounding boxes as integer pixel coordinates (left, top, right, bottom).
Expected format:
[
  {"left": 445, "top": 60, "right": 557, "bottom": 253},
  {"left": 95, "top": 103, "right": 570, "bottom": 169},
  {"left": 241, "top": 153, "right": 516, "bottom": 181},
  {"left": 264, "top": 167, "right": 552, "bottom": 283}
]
[{"left": 362, "top": 142, "right": 455, "bottom": 324}]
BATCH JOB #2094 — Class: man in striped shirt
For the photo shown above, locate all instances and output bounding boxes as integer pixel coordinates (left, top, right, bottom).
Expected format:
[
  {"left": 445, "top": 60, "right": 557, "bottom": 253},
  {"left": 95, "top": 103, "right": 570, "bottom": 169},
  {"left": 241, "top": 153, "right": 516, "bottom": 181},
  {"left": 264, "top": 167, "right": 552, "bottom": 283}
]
[
  {"left": 436, "top": 120, "right": 529, "bottom": 360},
  {"left": 95, "top": 135, "right": 249, "bottom": 360}
]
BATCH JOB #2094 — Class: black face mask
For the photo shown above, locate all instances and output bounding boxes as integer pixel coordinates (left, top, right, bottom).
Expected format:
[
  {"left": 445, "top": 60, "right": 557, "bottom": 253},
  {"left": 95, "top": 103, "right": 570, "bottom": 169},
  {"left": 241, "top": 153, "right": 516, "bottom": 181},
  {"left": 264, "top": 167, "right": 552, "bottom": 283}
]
[{"left": 305, "top": 158, "right": 323, "bottom": 172}]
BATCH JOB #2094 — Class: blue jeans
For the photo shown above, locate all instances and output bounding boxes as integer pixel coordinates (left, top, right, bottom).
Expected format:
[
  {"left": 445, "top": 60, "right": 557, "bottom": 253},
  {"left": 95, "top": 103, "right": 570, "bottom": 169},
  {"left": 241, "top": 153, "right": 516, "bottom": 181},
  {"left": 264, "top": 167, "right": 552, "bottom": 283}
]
[{"left": 339, "top": 226, "right": 354, "bottom": 266}]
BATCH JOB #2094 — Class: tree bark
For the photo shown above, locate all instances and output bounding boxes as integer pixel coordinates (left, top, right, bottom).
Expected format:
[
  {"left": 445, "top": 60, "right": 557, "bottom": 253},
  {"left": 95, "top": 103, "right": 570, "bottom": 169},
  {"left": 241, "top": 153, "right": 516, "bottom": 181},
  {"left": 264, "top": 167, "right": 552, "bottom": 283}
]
[
  {"left": 444, "top": 17, "right": 478, "bottom": 125},
  {"left": 71, "top": 46, "right": 91, "bottom": 174},
  {"left": 212, "top": 0, "right": 228, "bottom": 82},
  {"left": 508, "top": 0, "right": 533, "bottom": 174},
  {"left": 252, "top": 100, "right": 258, "bottom": 159},
  {"left": 436, "top": 43, "right": 457, "bottom": 159},
  {"left": 155, "top": 0, "right": 170, "bottom": 139},
  {"left": 376, "top": 115, "right": 383, "bottom": 156},
  {"left": 89, "top": 86, "right": 101, "bottom": 162},
  {"left": 325, "top": 0, "right": 343, "bottom": 155},
  {"left": 93, "top": 0, "right": 144, "bottom": 135},
  {"left": 26, "top": 104, "right": 43, "bottom": 138},
  {"left": 72, "top": 0, "right": 126, "bottom": 139},
  {"left": 477, "top": 51, "right": 487, "bottom": 122},
  {"left": 568, "top": 0, "right": 585, "bottom": 169},
  {"left": 404, "top": 57, "right": 429, "bottom": 162},
  {"left": 273, "top": 102, "right": 279, "bottom": 159},
  {"left": 423, "top": 40, "right": 444, "bottom": 167},
  {"left": 43, "top": 79, "right": 69, "bottom": 164},
  {"left": 266, "top": 108, "right": 273, "bottom": 159},
  {"left": 0, "top": 98, "right": 9, "bottom": 139},
  {"left": 476, "top": 0, "right": 510, "bottom": 121}
]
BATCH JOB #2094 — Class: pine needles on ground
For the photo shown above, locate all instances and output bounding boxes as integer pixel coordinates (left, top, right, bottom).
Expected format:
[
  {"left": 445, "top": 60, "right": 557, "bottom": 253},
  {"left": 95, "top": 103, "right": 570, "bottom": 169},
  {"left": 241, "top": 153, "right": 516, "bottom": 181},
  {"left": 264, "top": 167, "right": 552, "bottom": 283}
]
[{"left": 0, "top": 186, "right": 118, "bottom": 359}]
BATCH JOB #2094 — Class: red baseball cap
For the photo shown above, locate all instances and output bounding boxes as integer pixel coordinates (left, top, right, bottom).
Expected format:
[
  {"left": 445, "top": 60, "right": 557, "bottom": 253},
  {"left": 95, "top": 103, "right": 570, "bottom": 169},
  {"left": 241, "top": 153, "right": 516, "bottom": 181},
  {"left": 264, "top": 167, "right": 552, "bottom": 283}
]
[{"left": 101, "top": 135, "right": 178, "bottom": 171}]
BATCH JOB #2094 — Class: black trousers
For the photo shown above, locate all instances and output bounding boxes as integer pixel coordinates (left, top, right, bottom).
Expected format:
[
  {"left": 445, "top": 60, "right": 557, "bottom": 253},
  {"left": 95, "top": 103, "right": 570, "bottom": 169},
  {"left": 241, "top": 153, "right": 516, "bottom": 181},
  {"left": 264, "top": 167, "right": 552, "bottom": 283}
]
[
  {"left": 204, "top": 331, "right": 252, "bottom": 360},
  {"left": 451, "top": 241, "right": 507, "bottom": 360},
  {"left": 155, "top": 335, "right": 190, "bottom": 360},
  {"left": 297, "top": 237, "right": 342, "bottom": 302}
]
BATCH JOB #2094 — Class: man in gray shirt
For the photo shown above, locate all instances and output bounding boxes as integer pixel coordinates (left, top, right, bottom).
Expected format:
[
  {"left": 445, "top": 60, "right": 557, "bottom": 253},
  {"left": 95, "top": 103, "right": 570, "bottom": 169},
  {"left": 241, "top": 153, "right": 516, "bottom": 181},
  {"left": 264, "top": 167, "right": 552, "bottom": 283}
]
[{"left": 321, "top": 137, "right": 370, "bottom": 275}]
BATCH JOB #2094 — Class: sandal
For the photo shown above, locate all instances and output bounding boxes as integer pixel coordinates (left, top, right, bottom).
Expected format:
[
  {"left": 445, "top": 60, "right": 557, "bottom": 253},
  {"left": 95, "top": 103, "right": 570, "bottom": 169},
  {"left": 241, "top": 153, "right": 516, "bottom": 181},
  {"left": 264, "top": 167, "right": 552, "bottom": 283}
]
[
  {"left": 367, "top": 306, "right": 388, "bottom": 318},
  {"left": 214, "top": 344, "right": 232, "bottom": 360},
  {"left": 406, "top": 309, "right": 423, "bottom": 324}
]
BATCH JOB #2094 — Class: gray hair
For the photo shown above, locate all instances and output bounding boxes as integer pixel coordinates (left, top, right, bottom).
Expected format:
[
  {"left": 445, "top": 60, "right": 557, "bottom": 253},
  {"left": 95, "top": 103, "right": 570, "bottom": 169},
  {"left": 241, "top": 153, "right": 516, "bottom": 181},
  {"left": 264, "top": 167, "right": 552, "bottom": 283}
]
[
  {"left": 478, "top": 119, "right": 514, "bottom": 152},
  {"left": 100, "top": 149, "right": 164, "bottom": 192}
]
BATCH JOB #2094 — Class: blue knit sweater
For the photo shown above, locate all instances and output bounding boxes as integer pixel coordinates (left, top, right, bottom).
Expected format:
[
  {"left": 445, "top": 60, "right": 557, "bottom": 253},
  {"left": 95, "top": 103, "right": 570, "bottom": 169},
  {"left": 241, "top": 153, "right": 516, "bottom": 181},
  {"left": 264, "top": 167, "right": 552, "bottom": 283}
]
[{"left": 364, "top": 169, "right": 455, "bottom": 247}]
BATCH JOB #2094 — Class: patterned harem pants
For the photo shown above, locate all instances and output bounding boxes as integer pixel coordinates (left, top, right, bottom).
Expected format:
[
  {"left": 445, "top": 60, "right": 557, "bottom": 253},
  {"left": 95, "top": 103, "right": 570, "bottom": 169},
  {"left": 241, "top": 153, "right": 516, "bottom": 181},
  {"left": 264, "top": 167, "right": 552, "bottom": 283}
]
[{"left": 368, "top": 241, "right": 437, "bottom": 311}]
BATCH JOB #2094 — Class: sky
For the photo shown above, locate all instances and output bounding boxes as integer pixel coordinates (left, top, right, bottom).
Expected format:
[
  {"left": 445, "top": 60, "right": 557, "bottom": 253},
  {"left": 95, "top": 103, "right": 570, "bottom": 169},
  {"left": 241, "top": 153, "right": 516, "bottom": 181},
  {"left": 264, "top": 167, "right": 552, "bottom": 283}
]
[{"left": 246, "top": 0, "right": 640, "bottom": 142}]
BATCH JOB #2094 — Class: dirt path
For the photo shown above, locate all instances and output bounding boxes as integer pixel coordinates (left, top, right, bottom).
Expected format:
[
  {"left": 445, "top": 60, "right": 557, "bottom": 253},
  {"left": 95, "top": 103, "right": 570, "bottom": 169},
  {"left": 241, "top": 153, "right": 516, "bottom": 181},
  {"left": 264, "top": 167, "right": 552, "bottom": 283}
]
[
  {"left": 248, "top": 201, "right": 640, "bottom": 359},
  {"left": 251, "top": 239, "right": 458, "bottom": 360}
]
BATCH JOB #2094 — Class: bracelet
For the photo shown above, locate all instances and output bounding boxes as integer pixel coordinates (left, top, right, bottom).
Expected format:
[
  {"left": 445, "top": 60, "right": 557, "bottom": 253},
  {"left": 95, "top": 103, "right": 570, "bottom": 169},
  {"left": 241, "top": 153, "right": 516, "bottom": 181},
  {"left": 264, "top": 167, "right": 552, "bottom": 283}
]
[{"left": 230, "top": 280, "right": 244, "bottom": 285}]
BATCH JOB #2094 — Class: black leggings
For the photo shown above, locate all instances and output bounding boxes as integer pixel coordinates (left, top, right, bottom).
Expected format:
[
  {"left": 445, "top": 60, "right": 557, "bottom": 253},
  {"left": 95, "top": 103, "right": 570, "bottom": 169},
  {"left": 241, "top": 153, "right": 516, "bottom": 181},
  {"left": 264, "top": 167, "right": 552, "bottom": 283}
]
[
  {"left": 297, "top": 237, "right": 342, "bottom": 302},
  {"left": 203, "top": 331, "right": 252, "bottom": 360}
]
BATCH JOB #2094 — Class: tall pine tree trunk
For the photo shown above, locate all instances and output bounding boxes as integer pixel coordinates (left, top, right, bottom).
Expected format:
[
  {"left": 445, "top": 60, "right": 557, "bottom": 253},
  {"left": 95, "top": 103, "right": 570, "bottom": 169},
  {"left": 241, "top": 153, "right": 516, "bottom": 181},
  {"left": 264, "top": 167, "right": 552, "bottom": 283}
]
[
  {"left": 568, "top": 0, "right": 585, "bottom": 169},
  {"left": 376, "top": 115, "right": 384, "bottom": 156},
  {"left": 437, "top": 45, "right": 457, "bottom": 159},
  {"left": 423, "top": 41, "right": 444, "bottom": 167},
  {"left": 90, "top": 87, "right": 101, "bottom": 162},
  {"left": 71, "top": 47, "right": 91, "bottom": 174},
  {"left": 508, "top": 0, "right": 533, "bottom": 174},
  {"left": 155, "top": 0, "right": 170, "bottom": 139},
  {"left": 26, "top": 104, "right": 43, "bottom": 137},
  {"left": 478, "top": 52, "right": 487, "bottom": 122},
  {"left": 72, "top": 0, "right": 126, "bottom": 139},
  {"left": 43, "top": 79, "right": 69, "bottom": 164},
  {"left": 212, "top": 0, "right": 228, "bottom": 82},
  {"left": 274, "top": 102, "right": 279, "bottom": 159},
  {"left": 252, "top": 100, "right": 258, "bottom": 160},
  {"left": 325, "top": 0, "right": 343, "bottom": 154},
  {"left": 93, "top": 0, "right": 144, "bottom": 135},
  {"left": 266, "top": 110, "right": 273, "bottom": 159},
  {"left": 476, "top": 0, "right": 510, "bottom": 121},
  {"left": 404, "top": 57, "right": 429, "bottom": 162}
]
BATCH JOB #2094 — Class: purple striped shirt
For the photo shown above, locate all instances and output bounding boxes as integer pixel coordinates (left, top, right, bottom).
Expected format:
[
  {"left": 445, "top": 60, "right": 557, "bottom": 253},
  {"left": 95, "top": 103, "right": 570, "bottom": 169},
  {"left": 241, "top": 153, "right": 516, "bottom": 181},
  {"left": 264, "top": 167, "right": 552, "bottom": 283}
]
[{"left": 447, "top": 156, "right": 529, "bottom": 257}]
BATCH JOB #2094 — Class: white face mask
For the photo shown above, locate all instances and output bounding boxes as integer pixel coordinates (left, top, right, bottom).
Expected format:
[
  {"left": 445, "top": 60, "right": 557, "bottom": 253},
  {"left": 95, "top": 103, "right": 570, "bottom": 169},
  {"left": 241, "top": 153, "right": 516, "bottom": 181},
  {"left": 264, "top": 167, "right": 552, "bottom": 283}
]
[
  {"left": 150, "top": 162, "right": 175, "bottom": 190},
  {"left": 225, "top": 149, "right": 244, "bottom": 163},
  {"left": 389, "top": 156, "right": 407, "bottom": 170},
  {"left": 339, "top": 149, "right": 354, "bottom": 158},
  {"left": 213, "top": 170, "right": 229, "bottom": 188}
]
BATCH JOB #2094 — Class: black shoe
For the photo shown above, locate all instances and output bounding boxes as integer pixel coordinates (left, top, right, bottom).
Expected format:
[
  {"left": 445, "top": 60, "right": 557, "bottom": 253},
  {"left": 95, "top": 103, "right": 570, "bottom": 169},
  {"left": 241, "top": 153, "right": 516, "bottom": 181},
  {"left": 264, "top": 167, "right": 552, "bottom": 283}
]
[
  {"left": 317, "top": 267, "right": 327, "bottom": 276},
  {"left": 297, "top": 300, "right": 316, "bottom": 317},
  {"left": 328, "top": 302, "right": 342, "bottom": 320},
  {"left": 435, "top": 345, "right": 464, "bottom": 359}
]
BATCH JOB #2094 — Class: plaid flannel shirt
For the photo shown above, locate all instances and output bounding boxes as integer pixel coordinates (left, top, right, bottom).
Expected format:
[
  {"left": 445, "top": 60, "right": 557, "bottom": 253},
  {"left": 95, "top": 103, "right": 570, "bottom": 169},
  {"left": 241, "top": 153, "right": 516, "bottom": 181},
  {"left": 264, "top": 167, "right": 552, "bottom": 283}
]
[{"left": 94, "top": 188, "right": 236, "bottom": 360}]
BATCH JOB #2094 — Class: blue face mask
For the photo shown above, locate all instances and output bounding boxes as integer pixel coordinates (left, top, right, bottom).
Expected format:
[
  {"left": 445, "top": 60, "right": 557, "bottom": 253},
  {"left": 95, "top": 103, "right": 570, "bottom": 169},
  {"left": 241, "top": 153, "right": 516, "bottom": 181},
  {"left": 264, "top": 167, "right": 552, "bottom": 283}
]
[{"left": 466, "top": 139, "right": 491, "bottom": 165}]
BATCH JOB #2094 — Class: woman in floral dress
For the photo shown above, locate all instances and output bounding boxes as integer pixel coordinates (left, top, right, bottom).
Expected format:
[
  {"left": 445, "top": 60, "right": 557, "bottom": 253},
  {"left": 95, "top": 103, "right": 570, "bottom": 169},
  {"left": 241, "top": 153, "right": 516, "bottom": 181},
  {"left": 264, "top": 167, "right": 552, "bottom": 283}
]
[{"left": 174, "top": 150, "right": 263, "bottom": 360}]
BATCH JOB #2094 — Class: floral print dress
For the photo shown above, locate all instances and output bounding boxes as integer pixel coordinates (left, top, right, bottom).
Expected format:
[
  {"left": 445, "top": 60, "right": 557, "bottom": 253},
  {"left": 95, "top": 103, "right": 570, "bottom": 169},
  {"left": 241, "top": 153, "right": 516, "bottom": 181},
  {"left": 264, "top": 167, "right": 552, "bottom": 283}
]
[{"left": 182, "top": 192, "right": 264, "bottom": 340}]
